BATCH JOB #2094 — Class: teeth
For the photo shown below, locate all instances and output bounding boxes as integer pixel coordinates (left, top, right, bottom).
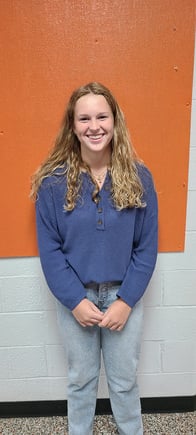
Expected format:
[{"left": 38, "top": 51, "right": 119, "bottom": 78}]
[{"left": 89, "top": 135, "right": 103, "bottom": 139}]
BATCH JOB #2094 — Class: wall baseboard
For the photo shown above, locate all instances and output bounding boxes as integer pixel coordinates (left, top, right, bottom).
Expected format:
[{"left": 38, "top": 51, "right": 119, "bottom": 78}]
[{"left": 0, "top": 396, "right": 195, "bottom": 418}]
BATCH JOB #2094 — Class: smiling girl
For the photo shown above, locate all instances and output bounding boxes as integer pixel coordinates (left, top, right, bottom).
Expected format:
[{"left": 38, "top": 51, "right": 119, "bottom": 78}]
[{"left": 31, "top": 82, "right": 158, "bottom": 435}]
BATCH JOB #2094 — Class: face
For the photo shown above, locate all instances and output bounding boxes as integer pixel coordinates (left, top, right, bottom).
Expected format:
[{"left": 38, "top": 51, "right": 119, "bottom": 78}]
[{"left": 73, "top": 93, "right": 114, "bottom": 162}]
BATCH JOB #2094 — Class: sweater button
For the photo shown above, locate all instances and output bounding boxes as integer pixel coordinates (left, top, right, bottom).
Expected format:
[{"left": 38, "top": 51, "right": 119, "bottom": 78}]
[
  {"left": 94, "top": 195, "right": 101, "bottom": 204},
  {"left": 97, "top": 219, "right": 103, "bottom": 225},
  {"left": 97, "top": 208, "right": 103, "bottom": 213}
]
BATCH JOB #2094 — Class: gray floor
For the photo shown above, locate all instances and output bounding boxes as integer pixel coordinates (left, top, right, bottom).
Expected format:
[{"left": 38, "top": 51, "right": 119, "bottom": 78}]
[{"left": 0, "top": 413, "right": 195, "bottom": 434}]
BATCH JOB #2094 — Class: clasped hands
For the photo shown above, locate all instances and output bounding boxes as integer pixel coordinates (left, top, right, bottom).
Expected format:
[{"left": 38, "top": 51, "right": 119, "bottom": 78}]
[{"left": 72, "top": 298, "right": 131, "bottom": 331}]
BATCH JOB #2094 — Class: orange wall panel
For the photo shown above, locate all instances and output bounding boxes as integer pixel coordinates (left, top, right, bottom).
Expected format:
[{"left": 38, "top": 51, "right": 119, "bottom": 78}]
[{"left": 0, "top": 0, "right": 195, "bottom": 256}]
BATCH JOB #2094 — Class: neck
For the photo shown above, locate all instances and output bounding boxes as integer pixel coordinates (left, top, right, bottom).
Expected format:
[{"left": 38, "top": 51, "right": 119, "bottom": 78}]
[{"left": 81, "top": 148, "right": 111, "bottom": 172}]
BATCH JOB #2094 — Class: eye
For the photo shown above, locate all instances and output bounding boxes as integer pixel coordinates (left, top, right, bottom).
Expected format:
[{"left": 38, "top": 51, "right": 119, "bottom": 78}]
[
  {"left": 79, "top": 117, "right": 89, "bottom": 122},
  {"left": 98, "top": 115, "right": 108, "bottom": 120}
]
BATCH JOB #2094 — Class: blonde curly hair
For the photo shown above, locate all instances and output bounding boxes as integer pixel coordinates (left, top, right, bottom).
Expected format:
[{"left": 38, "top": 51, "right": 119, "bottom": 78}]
[{"left": 30, "top": 82, "right": 145, "bottom": 210}]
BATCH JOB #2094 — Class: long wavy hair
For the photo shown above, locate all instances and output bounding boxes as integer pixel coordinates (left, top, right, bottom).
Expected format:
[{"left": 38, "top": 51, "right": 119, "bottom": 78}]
[{"left": 30, "top": 82, "right": 145, "bottom": 210}]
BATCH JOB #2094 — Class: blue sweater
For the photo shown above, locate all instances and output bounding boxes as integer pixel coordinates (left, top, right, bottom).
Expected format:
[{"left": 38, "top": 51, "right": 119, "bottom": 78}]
[{"left": 36, "top": 165, "right": 158, "bottom": 310}]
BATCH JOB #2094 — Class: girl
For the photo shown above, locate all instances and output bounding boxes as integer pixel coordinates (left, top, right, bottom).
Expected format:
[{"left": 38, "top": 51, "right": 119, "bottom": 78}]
[{"left": 31, "top": 82, "right": 158, "bottom": 435}]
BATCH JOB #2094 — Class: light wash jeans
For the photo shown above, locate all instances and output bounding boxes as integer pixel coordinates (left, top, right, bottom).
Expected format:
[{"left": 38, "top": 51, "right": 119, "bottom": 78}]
[{"left": 56, "top": 284, "right": 144, "bottom": 435}]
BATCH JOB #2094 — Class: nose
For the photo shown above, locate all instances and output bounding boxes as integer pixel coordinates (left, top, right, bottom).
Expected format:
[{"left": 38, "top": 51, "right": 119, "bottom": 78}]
[{"left": 89, "top": 118, "right": 99, "bottom": 131}]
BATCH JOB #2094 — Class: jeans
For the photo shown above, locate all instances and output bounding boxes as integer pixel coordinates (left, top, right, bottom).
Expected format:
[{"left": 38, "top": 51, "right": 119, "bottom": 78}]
[{"left": 56, "top": 284, "right": 144, "bottom": 435}]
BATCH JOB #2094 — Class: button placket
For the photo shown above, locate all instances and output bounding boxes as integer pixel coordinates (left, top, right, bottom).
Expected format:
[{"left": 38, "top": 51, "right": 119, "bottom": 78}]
[{"left": 95, "top": 195, "right": 105, "bottom": 230}]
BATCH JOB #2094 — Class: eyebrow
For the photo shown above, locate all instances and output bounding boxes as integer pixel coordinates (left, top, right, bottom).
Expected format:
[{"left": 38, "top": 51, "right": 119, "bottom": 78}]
[{"left": 77, "top": 112, "right": 110, "bottom": 117}]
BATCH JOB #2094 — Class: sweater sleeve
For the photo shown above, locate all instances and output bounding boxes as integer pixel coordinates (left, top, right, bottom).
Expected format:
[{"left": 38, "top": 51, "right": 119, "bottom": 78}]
[
  {"left": 35, "top": 181, "right": 86, "bottom": 310},
  {"left": 117, "top": 169, "right": 158, "bottom": 307}
]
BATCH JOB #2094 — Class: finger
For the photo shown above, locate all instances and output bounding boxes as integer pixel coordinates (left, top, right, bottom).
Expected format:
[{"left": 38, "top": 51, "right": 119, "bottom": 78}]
[
  {"left": 82, "top": 319, "right": 96, "bottom": 327},
  {"left": 109, "top": 323, "right": 121, "bottom": 331},
  {"left": 90, "top": 317, "right": 103, "bottom": 325},
  {"left": 109, "top": 326, "right": 122, "bottom": 332},
  {"left": 98, "top": 319, "right": 108, "bottom": 328},
  {"left": 109, "top": 325, "right": 119, "bottom": 331},
  {"left": 89, "top": 316, "right": 105, "bottom": 324},
  {"left": 84, "top": 315, "right": 104, "bottom": 326},
  {"left": 99, "top": 319, "right": 115, "bottom": 329},
  {"left": 99, "top": 313, "right": 111, "bottom": 326},
  {"left": 93, "top": 309, "right": 104, "bottom": 317},
  {"left": 84, "top": 322, "right": 95, "bottom": 327},
  {"left": 91, "top": 305, "right": 104, "bottom": 315}
]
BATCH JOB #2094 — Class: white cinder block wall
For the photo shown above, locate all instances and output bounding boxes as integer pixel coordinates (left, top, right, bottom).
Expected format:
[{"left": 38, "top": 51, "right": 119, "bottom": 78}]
[{"left": 0, "top": 52, "right": 196, "bottom": 403}]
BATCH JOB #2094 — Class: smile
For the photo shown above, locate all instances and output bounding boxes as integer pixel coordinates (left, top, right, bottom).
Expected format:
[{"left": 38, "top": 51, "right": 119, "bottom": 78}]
[{"left": 87, "top": 134, "right": 104, "bottom": 140}]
